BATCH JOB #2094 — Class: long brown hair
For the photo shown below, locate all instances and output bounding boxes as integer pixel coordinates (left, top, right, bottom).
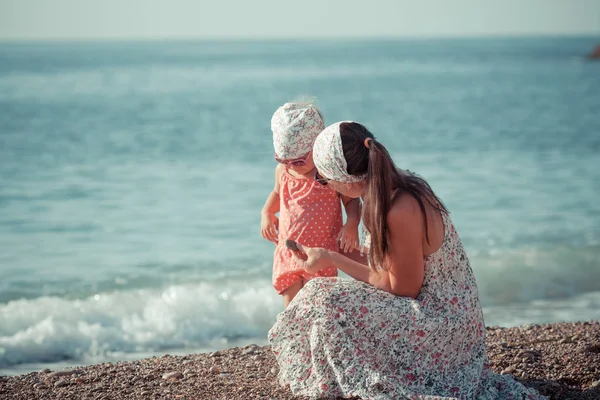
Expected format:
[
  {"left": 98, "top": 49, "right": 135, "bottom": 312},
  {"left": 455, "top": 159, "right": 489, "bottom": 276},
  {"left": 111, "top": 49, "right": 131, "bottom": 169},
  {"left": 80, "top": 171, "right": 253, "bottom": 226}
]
[{"left": 340, "top": 122, "right": 448, "bottom": 269}]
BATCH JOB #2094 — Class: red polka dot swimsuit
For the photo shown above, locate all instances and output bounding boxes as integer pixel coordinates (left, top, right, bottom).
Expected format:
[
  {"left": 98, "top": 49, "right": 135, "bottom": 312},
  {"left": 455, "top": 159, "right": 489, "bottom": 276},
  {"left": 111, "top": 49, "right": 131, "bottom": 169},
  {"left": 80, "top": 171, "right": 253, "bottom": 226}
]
[{"left": 273, "top": 169, "right": 342, "bottom": 294}]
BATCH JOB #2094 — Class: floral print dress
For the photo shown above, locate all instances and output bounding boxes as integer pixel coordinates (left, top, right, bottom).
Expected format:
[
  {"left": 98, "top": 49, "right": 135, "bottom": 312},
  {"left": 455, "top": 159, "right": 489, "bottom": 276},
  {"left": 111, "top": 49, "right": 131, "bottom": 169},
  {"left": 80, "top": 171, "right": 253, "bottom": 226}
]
[{"left": 268, "top": 211, "right": 546, "bottom": 399}]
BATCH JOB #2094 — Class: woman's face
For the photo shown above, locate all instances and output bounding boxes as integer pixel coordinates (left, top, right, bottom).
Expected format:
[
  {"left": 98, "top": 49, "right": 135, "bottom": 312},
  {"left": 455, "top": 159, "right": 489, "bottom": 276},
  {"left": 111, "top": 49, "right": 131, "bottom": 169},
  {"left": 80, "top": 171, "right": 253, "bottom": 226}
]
[{"left": 317, "top": 171, "right": 366, "bottom": 198}]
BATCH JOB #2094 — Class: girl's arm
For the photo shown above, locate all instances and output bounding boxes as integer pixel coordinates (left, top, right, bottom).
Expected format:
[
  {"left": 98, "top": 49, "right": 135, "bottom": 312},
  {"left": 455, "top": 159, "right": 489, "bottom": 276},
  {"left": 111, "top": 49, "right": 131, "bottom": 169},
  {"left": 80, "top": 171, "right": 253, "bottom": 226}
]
[
  {"left": 341, "top": 196, "right": 361, "bottom": 226},
  {"left": 261, "top": 165, "right": 283, "bottom": 243},
  {"left": 338, "top": 196, "right": 361, "bottom": 253}
]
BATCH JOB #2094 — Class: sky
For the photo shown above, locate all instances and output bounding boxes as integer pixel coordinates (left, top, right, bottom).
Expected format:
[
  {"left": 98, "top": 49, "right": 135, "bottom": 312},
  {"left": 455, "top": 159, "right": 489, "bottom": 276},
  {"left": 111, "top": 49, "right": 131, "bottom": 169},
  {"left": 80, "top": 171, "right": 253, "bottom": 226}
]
[{"left": 0, "top": 0, "right": 599, "bottom": 40}]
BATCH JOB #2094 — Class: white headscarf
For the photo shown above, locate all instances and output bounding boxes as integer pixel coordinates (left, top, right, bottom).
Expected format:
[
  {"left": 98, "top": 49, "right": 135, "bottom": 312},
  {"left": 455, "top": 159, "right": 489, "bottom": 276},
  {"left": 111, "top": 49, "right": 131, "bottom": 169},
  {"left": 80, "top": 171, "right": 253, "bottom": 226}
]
[
  {"left": 312, "top": 121, "right": 367, "bottom": 183},
  {"left": 271, "top": 103, "right": 324, "bottom": 160}
]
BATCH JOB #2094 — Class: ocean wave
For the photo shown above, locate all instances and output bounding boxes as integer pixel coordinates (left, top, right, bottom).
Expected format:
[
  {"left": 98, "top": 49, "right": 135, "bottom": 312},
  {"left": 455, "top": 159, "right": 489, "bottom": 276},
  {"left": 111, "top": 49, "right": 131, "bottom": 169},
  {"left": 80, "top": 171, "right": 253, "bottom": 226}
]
[
  {"left": 470, "top": 244, "right": 600, "bottom": 307},
  {"left": 483, "top": 290, "right": 600, "bottom": 327},
  {"left": 1, "top": 273, "right": 600, "bottom": 368},
  {"left": 0, "top": 281, "right": 280, "bottom": 368}
]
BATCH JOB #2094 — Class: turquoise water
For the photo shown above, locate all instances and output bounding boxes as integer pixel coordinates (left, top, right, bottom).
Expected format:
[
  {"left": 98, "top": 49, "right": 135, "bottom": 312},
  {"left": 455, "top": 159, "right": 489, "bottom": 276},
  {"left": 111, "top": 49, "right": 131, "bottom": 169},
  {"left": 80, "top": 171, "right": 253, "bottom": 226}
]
[{"left": 1, "top": 37, "right": 599, "bottom": 375}]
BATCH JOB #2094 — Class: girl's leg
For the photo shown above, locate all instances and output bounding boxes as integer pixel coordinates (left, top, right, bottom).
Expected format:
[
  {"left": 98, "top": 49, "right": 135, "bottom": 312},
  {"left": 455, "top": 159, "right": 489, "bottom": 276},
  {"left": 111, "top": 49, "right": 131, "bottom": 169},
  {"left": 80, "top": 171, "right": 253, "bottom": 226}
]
[{"left": 282, "top": 279, "right": 304, "bottom": 308}]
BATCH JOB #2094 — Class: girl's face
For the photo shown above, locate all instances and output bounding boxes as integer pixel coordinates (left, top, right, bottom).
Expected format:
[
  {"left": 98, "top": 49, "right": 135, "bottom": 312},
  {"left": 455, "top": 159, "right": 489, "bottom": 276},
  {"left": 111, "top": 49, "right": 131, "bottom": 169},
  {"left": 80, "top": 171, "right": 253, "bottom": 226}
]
[
  {"left": 315, "top": 170, "right": 366, "bottom": 198},
  {"left": 275, "top": 152, "right": 316, "bottom": 175}
]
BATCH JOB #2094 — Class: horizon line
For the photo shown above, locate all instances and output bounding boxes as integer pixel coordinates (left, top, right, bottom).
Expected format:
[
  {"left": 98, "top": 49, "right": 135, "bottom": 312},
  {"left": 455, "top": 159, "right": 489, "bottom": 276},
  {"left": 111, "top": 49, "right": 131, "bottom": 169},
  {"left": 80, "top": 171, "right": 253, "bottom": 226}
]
[{"left": 1, "top": 32, "right": 599, "bottom": 43}]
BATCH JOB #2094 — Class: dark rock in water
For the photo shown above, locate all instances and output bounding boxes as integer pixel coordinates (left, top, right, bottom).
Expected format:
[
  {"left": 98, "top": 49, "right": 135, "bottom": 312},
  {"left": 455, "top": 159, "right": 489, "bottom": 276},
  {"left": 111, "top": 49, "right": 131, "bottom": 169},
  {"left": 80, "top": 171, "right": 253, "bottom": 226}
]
[{"left": 588, "top": 45, "right": 600, "bottom": 59}]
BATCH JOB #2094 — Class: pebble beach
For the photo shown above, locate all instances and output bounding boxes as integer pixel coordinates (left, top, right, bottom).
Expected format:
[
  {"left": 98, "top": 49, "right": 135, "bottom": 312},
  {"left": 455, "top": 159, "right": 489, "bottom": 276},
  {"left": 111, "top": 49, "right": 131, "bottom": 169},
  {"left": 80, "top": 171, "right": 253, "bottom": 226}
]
[{"left": 1, "top": 321, "right": 598, "bottom": 400}]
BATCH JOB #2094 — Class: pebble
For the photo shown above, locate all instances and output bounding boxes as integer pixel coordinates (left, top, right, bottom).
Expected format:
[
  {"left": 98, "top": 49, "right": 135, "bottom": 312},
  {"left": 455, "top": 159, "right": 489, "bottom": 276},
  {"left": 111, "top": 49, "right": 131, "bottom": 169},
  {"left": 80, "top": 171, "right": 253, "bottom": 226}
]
[
  {"left": 140, "top": 390, "right": 151, "bottom": 396},
  {"left": 271, "top": 367, "right": 278, "bottom": 375},
  {"left": 162, "top": 371, "right": 183, "bottom": 380},
  {"left": 182, "top": 359, "right": 194, "bottom": 365},
  {"left": 40, "top": 368, "right": 51, "bottom": 374},
  {"left": 501, "top": 366, "right": 516, "bottom": 375},
  {"left": 33, "top": 382, "right": 46, "bottom": 389},
  {"left": 558, "top": 337, "right": 571, "bottom": 344},
  {"left": 54, "top": 379, "right": 69, "bottom": 388},
  {"left": 518, "top": 350, "right": 538, "bottom": 357},
  {"left": 209, "top": 365, "right": 220, "bottom": 374},
  {"left": 243, "top": 348, "right": 256, "bottom": 355},
  {"left": 591, "top": 380, "right": 600, "bottom": 388},
  {"left": 92, "top": 384, "right": 105, "bottom": 392},
  {"left": 48, "top": 369, "right": 75, "bottom": 378},
  {"left": 209, "top": 351, "right": 222, "bottom": 358},
  {"left": 587, "top": 344, "right": 600, "bottom": 354},
  {"left": 75, "top": 377, "right": 86, "bottom": 384},
  {"left": 183, "top": 369, "right": 193, "bottom": 375}
]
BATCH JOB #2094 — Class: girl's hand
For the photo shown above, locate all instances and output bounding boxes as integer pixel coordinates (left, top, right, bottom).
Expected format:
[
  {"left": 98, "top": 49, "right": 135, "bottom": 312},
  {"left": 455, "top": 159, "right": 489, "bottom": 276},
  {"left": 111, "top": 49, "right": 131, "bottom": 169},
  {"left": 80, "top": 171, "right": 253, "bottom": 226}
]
[
  {"left": 261, "top": 212, "right": 279, "bottom": 243},
  {"left": 293, "top": 243, "right": 333, "bottom": 274},
  {"left": 337, "top": 223, "right": 360, "bottom": 253}
]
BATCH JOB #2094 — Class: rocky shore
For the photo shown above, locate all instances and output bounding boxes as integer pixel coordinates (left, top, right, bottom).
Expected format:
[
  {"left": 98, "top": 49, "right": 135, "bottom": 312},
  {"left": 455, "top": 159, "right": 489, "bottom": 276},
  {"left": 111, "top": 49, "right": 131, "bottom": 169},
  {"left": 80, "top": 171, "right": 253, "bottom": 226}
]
[{"left": 1, "top": 321, "right": 599, "bottom": 399}]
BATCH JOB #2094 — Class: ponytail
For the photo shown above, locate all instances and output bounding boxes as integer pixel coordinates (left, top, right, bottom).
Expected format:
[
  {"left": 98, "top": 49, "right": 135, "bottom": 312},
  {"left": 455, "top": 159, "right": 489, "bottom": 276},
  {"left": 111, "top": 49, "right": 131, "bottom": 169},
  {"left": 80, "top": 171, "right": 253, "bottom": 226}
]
[
  {"left": 339, "top": 123, "right": 448, "bottom": 270},
  {"left": 362, "top": 140, "right": 397, "bottom": 268}
]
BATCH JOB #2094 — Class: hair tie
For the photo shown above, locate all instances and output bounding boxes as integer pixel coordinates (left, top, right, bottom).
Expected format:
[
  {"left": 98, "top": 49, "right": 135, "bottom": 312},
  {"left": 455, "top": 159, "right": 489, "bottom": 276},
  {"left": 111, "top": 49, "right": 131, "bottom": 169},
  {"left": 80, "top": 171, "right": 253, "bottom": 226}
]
[{"left": 364, "top": 138, "right": 372, "bottom": 149}]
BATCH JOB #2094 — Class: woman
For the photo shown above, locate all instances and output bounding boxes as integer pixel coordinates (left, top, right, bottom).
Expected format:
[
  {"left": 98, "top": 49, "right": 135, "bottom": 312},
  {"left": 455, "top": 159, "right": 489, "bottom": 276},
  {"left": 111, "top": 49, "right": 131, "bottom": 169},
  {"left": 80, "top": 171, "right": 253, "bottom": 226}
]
[{"left": 268, "top": 122, "right": 545, "bottom": 399}]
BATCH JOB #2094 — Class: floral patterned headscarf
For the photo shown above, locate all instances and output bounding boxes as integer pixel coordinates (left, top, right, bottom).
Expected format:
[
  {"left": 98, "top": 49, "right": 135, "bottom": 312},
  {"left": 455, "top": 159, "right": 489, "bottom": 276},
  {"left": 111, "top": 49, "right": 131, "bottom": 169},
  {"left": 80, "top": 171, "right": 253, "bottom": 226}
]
[
  {"left": 312, "top": 121, "right": 367, "bottom": 183},
  {"left": 271, "top": 103, "right": 325, "bottom": 160}
]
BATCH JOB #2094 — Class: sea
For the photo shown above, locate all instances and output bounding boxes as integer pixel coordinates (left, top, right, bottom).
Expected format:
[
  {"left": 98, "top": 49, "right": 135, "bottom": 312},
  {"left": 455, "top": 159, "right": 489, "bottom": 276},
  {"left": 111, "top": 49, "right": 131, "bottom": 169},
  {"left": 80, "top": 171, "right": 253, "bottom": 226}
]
[{"left": 1, "top": 37, "right": 599, "bottom": 376}]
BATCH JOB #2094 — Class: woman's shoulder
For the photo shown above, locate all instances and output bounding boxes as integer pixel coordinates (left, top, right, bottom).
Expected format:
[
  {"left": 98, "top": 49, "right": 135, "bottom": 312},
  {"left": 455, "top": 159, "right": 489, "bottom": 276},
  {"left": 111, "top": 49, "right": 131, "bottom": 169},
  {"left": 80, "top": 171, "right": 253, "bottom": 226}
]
[{"left": 387, "top": 194, "right": 423, "bottom": 230}]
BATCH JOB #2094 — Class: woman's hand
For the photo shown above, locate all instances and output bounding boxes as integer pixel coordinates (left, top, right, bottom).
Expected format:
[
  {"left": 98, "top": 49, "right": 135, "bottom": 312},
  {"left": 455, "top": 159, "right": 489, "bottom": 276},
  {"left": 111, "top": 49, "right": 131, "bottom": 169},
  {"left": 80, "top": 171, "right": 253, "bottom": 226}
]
[
  {"left": 261, "top": 211, "right": 279, "bottom": 243},
  {"left": 293, "top": 243, "right": 333, "bottom": 274},
  {"left": 338, "top": 223, "right": 360, "bottom": 253}
]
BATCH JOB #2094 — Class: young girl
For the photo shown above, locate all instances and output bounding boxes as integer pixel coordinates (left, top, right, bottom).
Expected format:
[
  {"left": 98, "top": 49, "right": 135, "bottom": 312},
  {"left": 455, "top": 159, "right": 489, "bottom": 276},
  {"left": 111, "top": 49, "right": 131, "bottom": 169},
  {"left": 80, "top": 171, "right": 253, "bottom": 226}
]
[{"left": 261, "top": 102, "right": 361, "bottom": 307}]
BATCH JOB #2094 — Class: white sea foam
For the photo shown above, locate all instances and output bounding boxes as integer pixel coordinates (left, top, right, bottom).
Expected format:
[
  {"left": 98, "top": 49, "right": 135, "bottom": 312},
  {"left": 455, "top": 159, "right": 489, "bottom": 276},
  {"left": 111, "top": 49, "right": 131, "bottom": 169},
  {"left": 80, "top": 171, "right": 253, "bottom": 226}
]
[
  {"left": 1, "top": 275, "right": 599, "bottom": 373},
  {"left": 0, "top": 281, "right": 280, "bottom": 368}
]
